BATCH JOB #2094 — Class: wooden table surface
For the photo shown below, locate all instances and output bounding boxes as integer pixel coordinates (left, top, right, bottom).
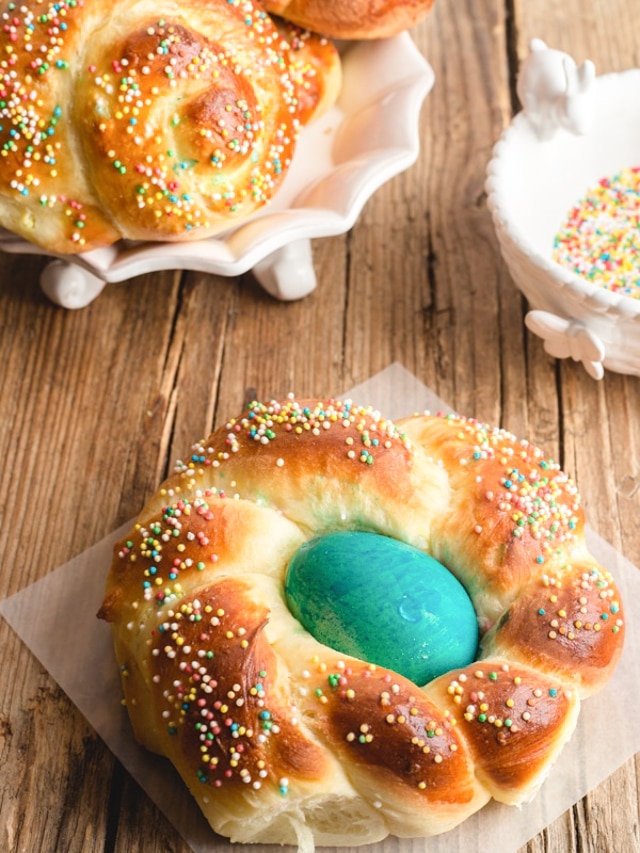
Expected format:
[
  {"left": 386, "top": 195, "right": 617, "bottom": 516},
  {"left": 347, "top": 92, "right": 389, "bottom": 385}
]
[{"left": 1, "top": 1, "right": 639, "bottom": 851}]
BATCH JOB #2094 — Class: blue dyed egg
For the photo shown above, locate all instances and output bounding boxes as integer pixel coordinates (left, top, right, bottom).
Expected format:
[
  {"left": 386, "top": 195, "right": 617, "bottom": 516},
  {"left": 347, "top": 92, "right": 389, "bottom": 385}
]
[{"left": 285, "top": 531, "right": 478, "bottom": 685}]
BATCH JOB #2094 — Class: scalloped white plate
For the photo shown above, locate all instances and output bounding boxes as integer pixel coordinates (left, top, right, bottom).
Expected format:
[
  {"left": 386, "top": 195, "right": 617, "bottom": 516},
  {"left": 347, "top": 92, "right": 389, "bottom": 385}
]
[{"left": 0, "top": 33, "right": 434, "bottom": 307}]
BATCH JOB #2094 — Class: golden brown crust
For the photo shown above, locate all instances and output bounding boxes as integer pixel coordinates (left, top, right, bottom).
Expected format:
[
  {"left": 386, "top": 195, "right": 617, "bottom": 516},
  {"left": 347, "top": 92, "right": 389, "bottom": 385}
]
[
  {"left": 138, "top": 398, "right": 437, "bottom": 543},
  {"left": 0, "top": 0, "right": 340, "bottom": 253},
  {"left": 425, "top": 660, "right": 580, "bottom": 803},
  {"left": 310, "top": 660, "right": 479, "bottom": 807},
  {"left": 398, "top": 413, "right": 588, "bottom": 621},
  {"left": 272, "top": 19, "right": 343, "bottom": 125},
  {"left": 148, "top": 578, "right": 331, "bottom": 790},
  {"left": 480, "top": 561, "right": 625, "bottom": 696},
  {"left": 99, "top": 493, "right": 306, "bottom": 624},
  {"left": 258, "top": 0, "right": 436, "bottom": 39},
  {"left": 100, "top": 396, "right": 624, "bottom": 847}
]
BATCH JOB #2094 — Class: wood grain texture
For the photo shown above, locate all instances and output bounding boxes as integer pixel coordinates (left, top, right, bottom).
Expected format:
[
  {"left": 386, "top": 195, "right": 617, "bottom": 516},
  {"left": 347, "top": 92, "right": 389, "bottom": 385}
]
[{"left": 1, "top": 1, "right": 639, "bottom": 852}]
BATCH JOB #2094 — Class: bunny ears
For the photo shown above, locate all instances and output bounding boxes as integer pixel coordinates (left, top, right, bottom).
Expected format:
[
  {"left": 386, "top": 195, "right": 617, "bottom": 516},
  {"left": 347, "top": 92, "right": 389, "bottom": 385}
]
[{"left": 516, "top": 38, "right": 597, "bottom": 141}]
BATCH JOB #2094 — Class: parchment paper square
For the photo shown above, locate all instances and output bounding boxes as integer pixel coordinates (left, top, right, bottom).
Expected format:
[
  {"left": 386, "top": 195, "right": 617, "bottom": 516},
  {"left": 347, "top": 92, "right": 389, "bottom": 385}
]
[{"left": 2, "top": 363, "right": 639, "bottom": 853}]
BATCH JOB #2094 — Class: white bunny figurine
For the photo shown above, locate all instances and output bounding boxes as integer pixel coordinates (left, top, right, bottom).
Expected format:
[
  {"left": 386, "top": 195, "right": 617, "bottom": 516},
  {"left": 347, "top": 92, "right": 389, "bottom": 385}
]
[{"left": 516, "top": 37, "right": 596, "bottom": 140}]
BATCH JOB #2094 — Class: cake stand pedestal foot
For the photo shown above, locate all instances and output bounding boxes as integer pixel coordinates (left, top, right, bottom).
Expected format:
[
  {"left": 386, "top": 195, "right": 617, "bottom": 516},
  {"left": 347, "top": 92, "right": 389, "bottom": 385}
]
[
  {"left": 40, "top": 259, "right": 107, "bottom": 309},
  {"left": 252, "top": 239, "right": 317, "bottom": 301}
]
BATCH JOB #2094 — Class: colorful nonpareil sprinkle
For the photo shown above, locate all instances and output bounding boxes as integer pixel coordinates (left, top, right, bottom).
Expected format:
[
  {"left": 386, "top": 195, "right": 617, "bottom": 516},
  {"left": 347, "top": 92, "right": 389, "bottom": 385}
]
[
  {"left": 171, "top": 396, "right": 410, "bottom": 481},
  {"left": 553, "top": 166, "right": 640, "bottom": 298},
  {"left": 439, "top": 413, "right": 581, "bottom": 567}
]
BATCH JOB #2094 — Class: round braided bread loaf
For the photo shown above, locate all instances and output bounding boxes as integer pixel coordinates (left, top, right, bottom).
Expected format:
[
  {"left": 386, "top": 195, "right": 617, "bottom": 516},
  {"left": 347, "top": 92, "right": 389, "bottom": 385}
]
[
  {"left": 99, "top": 397, "right": 624, "bottom": 849},
  {"left": 0, "top": 0, "right": 341, "bottom": 253}
]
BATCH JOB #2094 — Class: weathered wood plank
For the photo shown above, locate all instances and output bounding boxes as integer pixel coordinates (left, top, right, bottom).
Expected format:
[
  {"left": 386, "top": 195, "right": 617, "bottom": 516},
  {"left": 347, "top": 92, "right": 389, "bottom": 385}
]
[
  {"left": 0, "top": 0, "right": 638, "bottom": 851},
  {"left": 511, "top": 2, "right": 640, "bottom": 852}
]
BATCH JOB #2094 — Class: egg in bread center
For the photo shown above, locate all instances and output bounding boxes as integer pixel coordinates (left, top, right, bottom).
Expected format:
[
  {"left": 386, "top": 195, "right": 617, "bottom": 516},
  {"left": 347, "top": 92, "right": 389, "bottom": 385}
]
[{"left": 285, "top": 531, "right": 479, "bottom": 686}]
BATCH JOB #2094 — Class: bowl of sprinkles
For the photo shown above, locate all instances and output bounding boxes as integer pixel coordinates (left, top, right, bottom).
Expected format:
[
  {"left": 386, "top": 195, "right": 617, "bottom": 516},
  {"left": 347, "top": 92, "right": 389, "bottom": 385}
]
[
  {"left": 486, "top": 39, "right": 640, "bottom": 380},
  {"left": 553, "top": 166, "right": 640, "bottom": 298}
]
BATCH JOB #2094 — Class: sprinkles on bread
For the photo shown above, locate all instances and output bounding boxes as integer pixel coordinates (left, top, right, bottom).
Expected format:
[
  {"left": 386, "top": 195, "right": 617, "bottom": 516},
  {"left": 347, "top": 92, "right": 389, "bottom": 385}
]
[{"left": 99, "top": 396, "right": 624, "bottom": 849}]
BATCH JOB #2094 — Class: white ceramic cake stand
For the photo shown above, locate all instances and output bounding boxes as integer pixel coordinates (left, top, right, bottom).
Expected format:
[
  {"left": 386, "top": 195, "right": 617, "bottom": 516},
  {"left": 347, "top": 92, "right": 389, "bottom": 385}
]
[{"left": 0, "top": 33, "right": 434, "bottom": 309}]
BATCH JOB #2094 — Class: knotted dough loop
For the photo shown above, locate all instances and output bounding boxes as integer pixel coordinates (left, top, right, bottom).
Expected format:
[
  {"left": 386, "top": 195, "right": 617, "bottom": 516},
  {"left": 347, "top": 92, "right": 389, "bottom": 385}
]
[
  {"left": 100, "top": 397, "right": 624, "bottom": 849},
  {"left": 0, "top": 0, "right": 340, "bottom": 253}
]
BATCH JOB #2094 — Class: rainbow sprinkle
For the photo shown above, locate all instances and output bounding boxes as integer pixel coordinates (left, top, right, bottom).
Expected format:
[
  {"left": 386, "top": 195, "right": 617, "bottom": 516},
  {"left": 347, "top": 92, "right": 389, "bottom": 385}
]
[
  {"left": 438, "top": 414, "right": 581, "bottom": 568},
  {"left": 553, "top": 166, "right": 640, "bottom": 298},
  {"left": 171, "top": 397, "right": 410, "bottom": 481}
]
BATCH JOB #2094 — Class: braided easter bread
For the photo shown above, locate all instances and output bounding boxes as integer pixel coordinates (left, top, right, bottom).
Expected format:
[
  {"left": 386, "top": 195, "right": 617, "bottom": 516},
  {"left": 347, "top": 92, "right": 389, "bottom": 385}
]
[
  {"left": 99, "top": 397, "right": 624, "bottom": 849},
  {"left": 257, "top": 0, "right": 436, "bottom": 39},
  {"left": 0, "top": 0, "right": 341, "bottom": 254}
]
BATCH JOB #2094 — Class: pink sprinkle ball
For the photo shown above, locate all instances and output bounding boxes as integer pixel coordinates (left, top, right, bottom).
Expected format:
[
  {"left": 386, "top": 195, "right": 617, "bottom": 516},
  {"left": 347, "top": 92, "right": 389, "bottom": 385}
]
[{"left": 553, "top": 165, "right": 640, "bottom": 299}]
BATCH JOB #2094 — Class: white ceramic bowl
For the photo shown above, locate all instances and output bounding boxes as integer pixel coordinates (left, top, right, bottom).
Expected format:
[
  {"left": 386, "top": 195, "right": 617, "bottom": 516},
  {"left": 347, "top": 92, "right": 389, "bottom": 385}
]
[
  {"left": 0, "top": 33, "right": 433, "bottom": 309},
  {"left": 486, "top": 42, "right": 640, "bottom": 379}
]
